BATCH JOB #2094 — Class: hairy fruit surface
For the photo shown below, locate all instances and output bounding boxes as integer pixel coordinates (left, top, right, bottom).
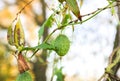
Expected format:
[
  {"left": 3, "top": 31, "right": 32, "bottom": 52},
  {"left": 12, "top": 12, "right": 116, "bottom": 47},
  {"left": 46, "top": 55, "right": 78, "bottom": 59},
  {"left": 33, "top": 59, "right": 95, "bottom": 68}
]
[{"left": 54, "top": 34, "right": 70, "bottom": 56}]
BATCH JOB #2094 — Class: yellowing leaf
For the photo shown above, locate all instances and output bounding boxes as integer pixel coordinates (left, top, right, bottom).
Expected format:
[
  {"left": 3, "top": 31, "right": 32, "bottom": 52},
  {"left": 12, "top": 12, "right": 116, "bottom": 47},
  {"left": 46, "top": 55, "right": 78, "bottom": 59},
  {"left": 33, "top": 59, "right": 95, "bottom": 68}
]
[
  {"left": 7, "top": 25, "right": 14, "bottom": 45},
  {"left": 66, "top": 0, "right": 82, "bottom": 21},
  {"left": 14, "top": 18, "right": 25, "bottom": 48},
  {"left": 80, "top": 0, "right": 83, "bottom": 8}
]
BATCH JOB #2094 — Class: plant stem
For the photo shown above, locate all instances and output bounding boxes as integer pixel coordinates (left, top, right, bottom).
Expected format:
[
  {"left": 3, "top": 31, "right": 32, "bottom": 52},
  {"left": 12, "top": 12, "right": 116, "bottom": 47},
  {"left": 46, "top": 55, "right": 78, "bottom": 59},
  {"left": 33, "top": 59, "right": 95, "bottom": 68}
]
[
  {"left": 22, "top": 1, "right": 116, "bottom": 58},
  {"left": 70, "top": 1, "right": 116, "bottom": 25},
  {"left": 44, "top": 1, "right": 115, "bottom": 42}
]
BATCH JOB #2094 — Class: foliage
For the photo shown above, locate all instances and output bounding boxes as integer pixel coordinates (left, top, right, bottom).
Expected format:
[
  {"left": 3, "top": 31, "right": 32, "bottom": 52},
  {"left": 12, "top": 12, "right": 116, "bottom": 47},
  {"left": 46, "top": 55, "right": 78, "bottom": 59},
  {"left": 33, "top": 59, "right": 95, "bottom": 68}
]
[
  {"left": 54, "top": 67, "right": 64, "bottom": 81},
  {"left": 5, "top": 0, "right": 120, "bottom": 81},
  {"left": 16, "top": 72, "right": 32, "bottom": 81},
  {"left": 38, "top": 14, "right": 54, "bottom": 40}
]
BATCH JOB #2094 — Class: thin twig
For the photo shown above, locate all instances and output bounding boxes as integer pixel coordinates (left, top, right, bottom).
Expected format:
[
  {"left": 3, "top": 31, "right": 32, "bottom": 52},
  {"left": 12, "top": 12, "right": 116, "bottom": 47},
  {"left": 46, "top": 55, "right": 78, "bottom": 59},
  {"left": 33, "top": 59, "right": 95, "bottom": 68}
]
[
  {"left": 20, "top": 1, "right": 118, "bottom": 58},
  {"left": 74, "top": 3, "right": 120, "bottom": 24},
  {"left": 12, "top": 51, "right": 18, "bottom": 59},
  {"left": 98, "top": 47, "right": 120, "bottom": 81},
  {"left": 30, "top": 49, "right": 39, "bottom": 58},
  {"left": 12, "top": 0, "right": 34, "bottom": 23},
  {"left": 44, "top": 1, "right": 118, "bottom": 42},
  {"left": 109, "top": 47, "right": 120, "bottom": 64},
  {"left": 81, "top": 5, "right": 117, "bottom": 17},
  {"left": 98, "top": 73, "right": 106, "bottom": 81}
]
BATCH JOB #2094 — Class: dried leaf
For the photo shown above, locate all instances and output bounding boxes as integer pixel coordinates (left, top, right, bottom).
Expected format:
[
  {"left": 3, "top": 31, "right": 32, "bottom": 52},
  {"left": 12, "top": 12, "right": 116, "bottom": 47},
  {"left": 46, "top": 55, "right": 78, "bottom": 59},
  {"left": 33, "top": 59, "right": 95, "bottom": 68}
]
[{"left": 18, "top": 53, "right": 29, "bottom": 73}]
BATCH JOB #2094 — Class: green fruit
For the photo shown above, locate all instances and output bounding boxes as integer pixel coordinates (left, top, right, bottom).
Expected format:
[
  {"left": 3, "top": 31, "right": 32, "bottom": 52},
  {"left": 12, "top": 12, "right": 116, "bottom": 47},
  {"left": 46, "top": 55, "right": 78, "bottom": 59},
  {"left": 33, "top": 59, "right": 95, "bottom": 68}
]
[
  {"left": 54, "top": 34, "right": 70, "bottom": 56},
  {"left": 16, "top": 72, "right": 32, "bottom": 81}
]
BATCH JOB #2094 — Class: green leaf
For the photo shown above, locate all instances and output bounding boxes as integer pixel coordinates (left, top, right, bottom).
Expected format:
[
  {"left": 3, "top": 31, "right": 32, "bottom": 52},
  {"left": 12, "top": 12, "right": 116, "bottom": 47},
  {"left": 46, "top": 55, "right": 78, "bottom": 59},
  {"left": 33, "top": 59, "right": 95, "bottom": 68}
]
[
  {"left": 111, "top": 7, "right": 115, "bottom": 15},
  {"left": 45, "top": 15, "right": 54, "bottom": 27},
  {"left": 54, "top": 67, "right": 64, "bottom": 81},
  {"left": 16, "top": 72, "right": 32, "bottom": 81},
  {"left": 38, "top": 15, "right": 54, "bottom": 40},
  {"left": 107, "top": 0, "right": 115, "bottom": 15},
  {"left": 61, "top": 14, "right": 71, "bottom": 25},
  {"left": 38, "top": 25, "right": 45, "bottom": 40},
  {"left": 35, "top": 43, "right": 55, "bottom": 50}
]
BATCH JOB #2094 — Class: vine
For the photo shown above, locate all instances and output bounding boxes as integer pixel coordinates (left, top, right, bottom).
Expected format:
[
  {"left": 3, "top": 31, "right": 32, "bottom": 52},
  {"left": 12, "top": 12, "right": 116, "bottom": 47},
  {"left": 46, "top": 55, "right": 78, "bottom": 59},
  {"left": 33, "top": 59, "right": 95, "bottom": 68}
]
[{"left": 7, "top": 0, "right": 120, "bottom": 81}]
